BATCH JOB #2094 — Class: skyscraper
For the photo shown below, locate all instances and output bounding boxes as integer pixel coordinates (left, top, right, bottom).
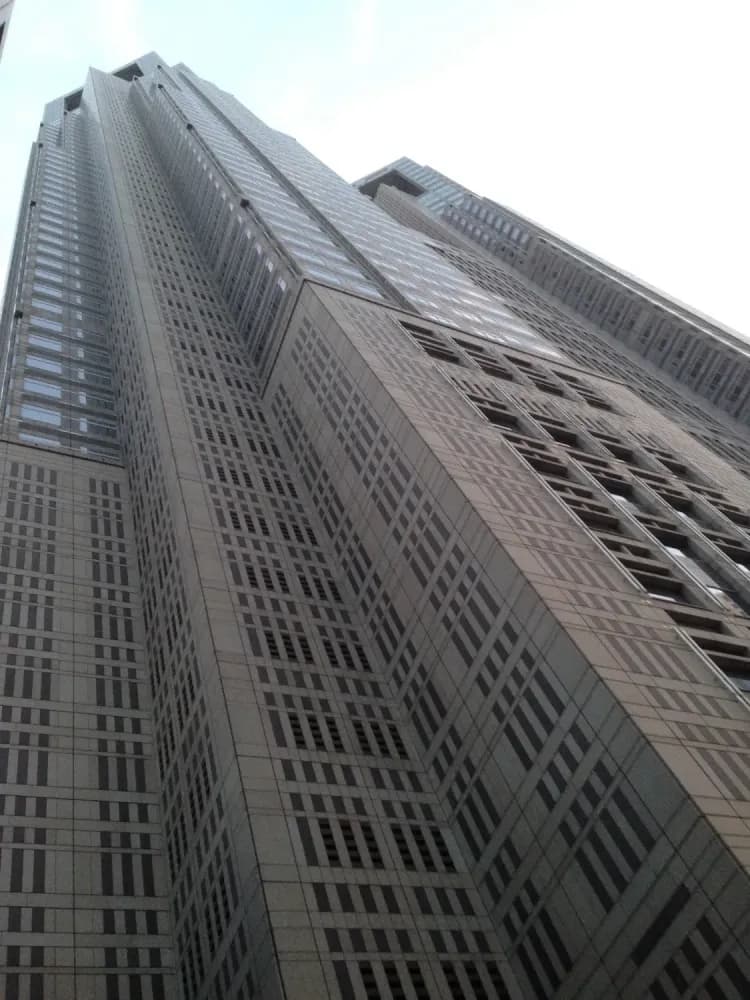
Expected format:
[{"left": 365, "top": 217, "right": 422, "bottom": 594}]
[
  {"left": 355, "top": 158, "right": 750, "bottom": 427},
  {"left": 1, "top": 53, "right": 750, "bottom": 1000},
  {"left": 356, "top": 179, "right": 750, "bottom": 483}
]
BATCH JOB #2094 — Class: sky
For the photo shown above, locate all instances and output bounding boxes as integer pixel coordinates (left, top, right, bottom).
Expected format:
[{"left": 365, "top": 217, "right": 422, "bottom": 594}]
[{"left": 1, "top": 0, "right": 749, "bottom": 335}]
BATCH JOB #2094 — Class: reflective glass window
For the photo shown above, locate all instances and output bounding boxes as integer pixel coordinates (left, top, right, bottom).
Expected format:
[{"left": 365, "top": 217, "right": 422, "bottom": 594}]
[
  {"left": 23, "top": 378, "right": 62, "bottom": 398},
  {"left": 20, "top": 403, "right": 62, "bottom": 426},
  {"left": 31, "top": 298, "right": 64, "bottom": 314},
  {"left": 27, "top": 355, "right": 63, "bottom": 373},
  {"left": 29, "top": 333, "right": 63, "bottom": 352}
]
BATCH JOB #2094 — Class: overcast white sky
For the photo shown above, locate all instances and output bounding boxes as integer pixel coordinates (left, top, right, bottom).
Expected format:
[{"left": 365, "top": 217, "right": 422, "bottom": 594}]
[{"left": 1, "top": 0, "right": 749, "bottom": 335}]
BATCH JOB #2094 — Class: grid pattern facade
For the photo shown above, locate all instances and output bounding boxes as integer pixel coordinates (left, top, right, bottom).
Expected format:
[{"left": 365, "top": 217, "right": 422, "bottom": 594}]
[
  {"left": 427, "top": 242, "right": 750, "bottom": 481},
  {"left": 267, "top": 286, "right": 750, "bottom": 998},
  {"left": 0, "top": 67, "right": 173, "bottom": 999},
  {"left": 144, "top": 69, "right": 559, "bottom": 360},
  {"left": 85, "top": 64, "right": 517, "bottom": 1000},
  {"left": 440, "top": 198, "right": 750, "bottom": 422},
  {"left": 355, "top": 159, "right": 750, "bottom": 425},
  {"left": 1, "top": 51, "right": 750, "bottom": 1000},
  {"left": 0, "top": 444, "right": 172, "bottom": 998},
  {"left": 358, "top": 181, "right": 750, "bottom": 481},
  {"left": 0, "top": 111, "right": 120, "bottom": 462}
]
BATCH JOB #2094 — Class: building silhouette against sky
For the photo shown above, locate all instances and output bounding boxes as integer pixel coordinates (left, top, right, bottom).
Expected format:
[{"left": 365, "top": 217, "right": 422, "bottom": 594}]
[
  {"left": 356, "top": 157, "right": 750, "bottom": 428},
  {"left": 1, "top": 52, "right": 750, "bottom": 1000}
]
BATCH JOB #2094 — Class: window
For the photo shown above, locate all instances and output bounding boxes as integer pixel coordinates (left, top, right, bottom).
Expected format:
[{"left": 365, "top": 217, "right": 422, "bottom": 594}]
[
  {"left": 469, "top": 395, "right": 519, "bottom": 429},
  {"left": 30, "top": 316, "right": 64, "bottom": 333},
  {"left": 665, "top": 545, "right": 731, "bottom": 607},
  {"left": 26, "top": 355, "right": 63, "bottom": 374},
  {"left": 23, "top": 378, "right": 62, "bottom": 399},
  {"left": 608, "top": 491, "right": 643, "bottom": 516},
  {"left": 29, "top": 334, "right": 62, "bottom": 352},
  {"left": 33, "top": 283, "right": 64, "bottom": 298},
  {"left": 675, "top": 509, "right": 702, "bottom": 532},
  {"left": 19, "top": 431, "right": 60, "bottom": 448},
  {"left": 639, "top": 574, "right": 684, "bottom": 602},
  {"left": 726, "top": 672, "right": 750, "bottom": 694},
  {"left": 665, "top": 608, "right": 724, "bottom": 633},
  {"left": 21, "top": 403, "right": 62, "bottom": 426},
  {"left": 401, "top": 320, "right": 463, "bottom": 365},
  {"left": 31, "top": 298, "right": 63, "bottom": 314}
]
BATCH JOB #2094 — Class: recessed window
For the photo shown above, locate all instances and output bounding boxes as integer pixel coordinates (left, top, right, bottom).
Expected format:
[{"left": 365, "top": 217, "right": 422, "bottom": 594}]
[
  {"left": 608, "top": 491, "right": 643, "bottom": 515},
  {"left": 31, "top": 298, "right": 63, "bottom": 315},
  {"left": 602, "top": 441, "right": 635, "bottom": 462},
  {"left": 545, "top": 426, "right": 578, "bottom": 446},
  {"left": 23, "top": 378, "right": 62, "bottom": 399},
  {"left": 19, "top": 431, "right": 61, "bottom": 448},
  {"left": 665, "top": 545, "right": 731, "bottom": 607},
  {"left": 477, "top": 404, "right": 518, "bottom": 429},
  {"left": 30, "top": 316, "right": 64, "bottom": 333},
  {"left": 21, "top": 403, "right": 62, "bottom": 427},
  {"left": 29, "top": 335, "right": 63, "bottom": 355},
  {"left": 665, "top": 608, "right": 724, "bottom": 633},
  {"left": 26, "top": 355, "right": 63, "bottom": 374},
  {"left": 401, "top": 320, "right": 463, "bottom": 365},
  {"left": 33, "top": 283, "right": 64, "bottom": 299}
]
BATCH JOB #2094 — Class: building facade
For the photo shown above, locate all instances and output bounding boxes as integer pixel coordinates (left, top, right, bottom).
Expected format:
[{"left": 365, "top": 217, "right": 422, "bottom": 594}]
[
  {"left": 359, "top": 182, "right": 750, "bottom": 483},
  {"left": 1, "top": 53, "right": 750, "bottom": 1000},
  {"left": 355, "top": 158, "right": 750, "bottom": 426}
]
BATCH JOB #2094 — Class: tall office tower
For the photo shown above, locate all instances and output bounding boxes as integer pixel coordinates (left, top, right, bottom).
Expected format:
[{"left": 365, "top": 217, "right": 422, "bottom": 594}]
[
  {"left": 355, "top": 158, "right": 750, "bottom": 428},
  {"left": 0, "top": 0, "right": 15, "bottom": 62},
  {"left": 2, "top": 54, "right": 750, "bottom": 1000},
  {"left": 359, "top": 179, "right": 750, "bottom": 482}
]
